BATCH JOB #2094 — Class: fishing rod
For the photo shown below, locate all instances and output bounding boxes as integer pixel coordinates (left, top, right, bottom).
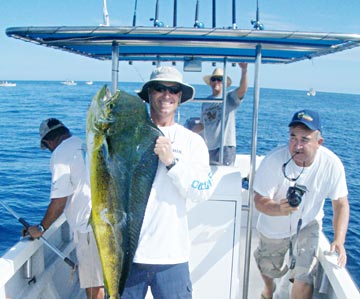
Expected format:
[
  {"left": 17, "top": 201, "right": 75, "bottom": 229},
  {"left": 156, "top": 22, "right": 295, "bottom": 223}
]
[
  {"left": 0, "top": 200, "right": 77, "bottom": 271},
  {"left": 232, "top": 0, "right": 237, "bottom": 29},
  {"left": 251, "top": 0, "right": 264, "bottom": 30},
  {"left": 173, "top": 0, "right": 177, "bottom": 27},
  {"left": 212, "top": 0, "right": 216, "bottom": 28},
  {"left": 193, "top": 0, "right": 204, "bottom": 28},
  {"left": 150, "top": 0, "right": 164, "bottom": 27},
  {"left": 132, "top": 0, "right": 138, "bottom": 26},
  {"left": 102, "top": 0, "right": 110, "bottom": 26}
]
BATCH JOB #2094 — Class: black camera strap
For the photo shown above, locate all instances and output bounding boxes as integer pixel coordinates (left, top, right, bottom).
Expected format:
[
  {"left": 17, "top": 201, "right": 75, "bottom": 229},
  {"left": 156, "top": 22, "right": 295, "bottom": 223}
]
[
  {"left": 289, "top": 217, "right": 303, "bottom": 270},
  {"left": 283, "top": 153, "right": 307, "bottom": 270}
]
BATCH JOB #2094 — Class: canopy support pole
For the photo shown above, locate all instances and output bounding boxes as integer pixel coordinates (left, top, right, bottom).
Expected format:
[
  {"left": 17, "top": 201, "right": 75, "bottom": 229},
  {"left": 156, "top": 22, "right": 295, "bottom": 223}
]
[
  {"left": 243, "top": 44, "right": 262, "bottom": 299},
  {"left": 111, "top": 42, "right": 119, "bottom": 94},
  {"left": 219, "top": 57, "right": 228, "bottom": 164}
]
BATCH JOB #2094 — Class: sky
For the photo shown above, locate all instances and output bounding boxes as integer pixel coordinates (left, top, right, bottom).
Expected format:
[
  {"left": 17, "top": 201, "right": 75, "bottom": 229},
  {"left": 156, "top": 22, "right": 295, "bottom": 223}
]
[{"left": 1, "top": 0, "right": 360, "bottom": 94}]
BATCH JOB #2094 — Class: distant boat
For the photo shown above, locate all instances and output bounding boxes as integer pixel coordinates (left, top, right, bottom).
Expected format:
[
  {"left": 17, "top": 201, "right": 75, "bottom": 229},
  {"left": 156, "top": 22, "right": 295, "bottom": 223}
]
[
  {"left": 307, "top": 88, "right": 316, "bottom": 96},
  {"left": 61, "top": 80, "right": 77, "bottom": 86},
  {"left": 85, "top": 81, "right": 93, "bottom": 85},
  {"left": 0, "top": 81, "right": 16, "bottom": 87}
]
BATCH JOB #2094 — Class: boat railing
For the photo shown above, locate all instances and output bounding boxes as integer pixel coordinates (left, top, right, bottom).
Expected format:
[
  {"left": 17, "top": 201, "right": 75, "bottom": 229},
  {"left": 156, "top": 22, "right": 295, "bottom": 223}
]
[
  {"left": 315, "top": 233, "right": 360, "bottom": 298},
  {"left": 191, "top": 98, "right": 223, "bottom": 103},
  {"left": 274, "top": 231, "right": 360, "bottom": 298},
  {"left": 0, "top": 214, "right": 80, "bottom": 299}
]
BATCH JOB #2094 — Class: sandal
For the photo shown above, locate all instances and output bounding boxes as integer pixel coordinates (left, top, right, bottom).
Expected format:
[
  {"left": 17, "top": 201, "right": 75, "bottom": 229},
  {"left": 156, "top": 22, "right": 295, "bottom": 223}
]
[{"left": 260, "top": 284, "right": 276, "bottom": 299}]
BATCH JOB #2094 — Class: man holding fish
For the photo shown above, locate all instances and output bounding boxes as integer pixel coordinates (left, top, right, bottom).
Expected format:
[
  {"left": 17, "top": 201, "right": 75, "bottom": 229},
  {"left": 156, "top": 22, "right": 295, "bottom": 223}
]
[
  {"left": 87, "top": 66, "right": 212, "bottom": 299},
  {"left": 121, "top": 66, "right": 213, "bottom": 298}
]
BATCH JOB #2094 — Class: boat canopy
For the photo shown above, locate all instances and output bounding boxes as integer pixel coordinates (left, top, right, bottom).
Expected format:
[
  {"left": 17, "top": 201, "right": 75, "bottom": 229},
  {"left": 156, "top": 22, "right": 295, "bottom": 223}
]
[{"left": 6, "top": 26, "right": 360, "bottom": 64}]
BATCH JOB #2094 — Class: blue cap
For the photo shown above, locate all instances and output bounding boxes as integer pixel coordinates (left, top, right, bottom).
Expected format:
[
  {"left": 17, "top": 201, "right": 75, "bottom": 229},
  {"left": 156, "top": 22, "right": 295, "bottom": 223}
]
[{"left": 288, "top": 109, "right": 321, "bottom": 131}]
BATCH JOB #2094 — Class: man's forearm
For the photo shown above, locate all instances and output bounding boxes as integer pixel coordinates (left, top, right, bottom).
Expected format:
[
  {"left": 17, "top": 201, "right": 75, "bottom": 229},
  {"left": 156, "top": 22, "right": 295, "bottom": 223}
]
[
  {"left": 332, "top": 197, "right": 350, "bottom": 244},
  {"left": 41, "top": 197, "right": 67, "bottom": 229}
]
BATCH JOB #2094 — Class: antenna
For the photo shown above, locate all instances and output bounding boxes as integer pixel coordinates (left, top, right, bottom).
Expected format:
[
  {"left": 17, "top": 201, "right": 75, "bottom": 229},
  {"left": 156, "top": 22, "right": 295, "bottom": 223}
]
[
  {"left": 212, "top": 0, "right": 216, "bottom": 28},
  {"left": 194, "top": 0, "right": 204, "bottom": 28},
  {"left": 150, "top": 0, "right": 164, "bottom": 27},
  {"left": 102, "top": 0, "right": 110, "bottom": 26},
  {"left": 132, "top": 0, "right": 138, "bottom": 26},
  {"left": 251, "top": 0, "right": 264, "bottom": 30}
]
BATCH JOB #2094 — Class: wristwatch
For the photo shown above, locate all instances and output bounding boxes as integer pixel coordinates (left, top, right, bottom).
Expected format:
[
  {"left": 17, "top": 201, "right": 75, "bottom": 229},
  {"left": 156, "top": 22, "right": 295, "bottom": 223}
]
[
  {"left": 166, "top": 158, "right": 178, "bottom": 170},
  {"left": 37, "top": 223, "right": 46, "bottom": 233}
]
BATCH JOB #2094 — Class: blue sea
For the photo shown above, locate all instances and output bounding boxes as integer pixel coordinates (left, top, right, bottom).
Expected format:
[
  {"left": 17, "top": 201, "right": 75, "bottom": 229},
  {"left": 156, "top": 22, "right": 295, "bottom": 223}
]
[{"left": 0, "top": 81, "right": 359, "bottom": 287}]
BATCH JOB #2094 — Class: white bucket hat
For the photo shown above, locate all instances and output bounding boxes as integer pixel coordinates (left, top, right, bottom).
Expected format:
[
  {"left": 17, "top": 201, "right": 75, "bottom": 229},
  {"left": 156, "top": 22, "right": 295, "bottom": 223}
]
[
  {"left": 203, "top": 67, "right": 232, "bottom": 87},
  {"left": 138, "top": 66, "right": 195, "bottom": 103}
]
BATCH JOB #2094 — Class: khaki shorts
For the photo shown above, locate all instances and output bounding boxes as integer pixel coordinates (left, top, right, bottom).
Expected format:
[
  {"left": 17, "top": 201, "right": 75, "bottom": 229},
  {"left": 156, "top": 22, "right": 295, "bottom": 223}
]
[
  {"left": 75, "top": 231, "right": 104, "bottom": 289},
  {"left": 209, "top": 146, "right": 236, "bottom": 166},
  {"left": 253, "top": 220, "right": 320, "bottom": 285}
]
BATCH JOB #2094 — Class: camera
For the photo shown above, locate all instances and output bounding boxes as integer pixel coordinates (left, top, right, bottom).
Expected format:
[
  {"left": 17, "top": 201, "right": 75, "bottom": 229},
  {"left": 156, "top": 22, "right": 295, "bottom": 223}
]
[{"left": 286, "top": 184, "right": 308, "bottom": 207}]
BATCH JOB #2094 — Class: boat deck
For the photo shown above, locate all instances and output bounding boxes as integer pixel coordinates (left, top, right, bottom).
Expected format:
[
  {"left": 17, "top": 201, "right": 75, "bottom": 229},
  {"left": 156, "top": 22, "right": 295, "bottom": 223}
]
[{"left": 67, "top": 226, "right": 264, "bottom": 299}]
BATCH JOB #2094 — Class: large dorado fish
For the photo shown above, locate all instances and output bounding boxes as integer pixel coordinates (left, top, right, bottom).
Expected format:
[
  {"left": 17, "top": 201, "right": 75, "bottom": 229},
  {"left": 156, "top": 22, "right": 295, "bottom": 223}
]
[{"left": 86, "top": 85, "right": 162, "bottom": 299}]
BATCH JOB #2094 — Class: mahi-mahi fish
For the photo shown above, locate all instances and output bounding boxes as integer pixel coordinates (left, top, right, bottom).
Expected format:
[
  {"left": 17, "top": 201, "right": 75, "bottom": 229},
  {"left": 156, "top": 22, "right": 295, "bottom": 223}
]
[{"left": 86, "top": 85, "right": 163, "bottom": 298}]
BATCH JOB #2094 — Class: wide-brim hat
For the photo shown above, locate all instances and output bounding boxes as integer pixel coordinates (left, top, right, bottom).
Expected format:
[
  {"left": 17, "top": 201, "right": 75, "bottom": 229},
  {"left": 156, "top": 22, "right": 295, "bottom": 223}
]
[
  {"left": 39, "top": 118, "right": 65, "bottom": 149},
  {"left": 137, "top": 66, "right": 195, "bottom": 103},
  {"left": 203, "top": 68, "right": 232, "bottom": 87}
]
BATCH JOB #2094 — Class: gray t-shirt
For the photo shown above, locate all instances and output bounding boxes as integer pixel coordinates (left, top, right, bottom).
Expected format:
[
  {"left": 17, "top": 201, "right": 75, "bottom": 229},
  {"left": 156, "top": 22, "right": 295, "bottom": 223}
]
[{"left": 200, "top": 89, "right": 242, "bottom": 150}]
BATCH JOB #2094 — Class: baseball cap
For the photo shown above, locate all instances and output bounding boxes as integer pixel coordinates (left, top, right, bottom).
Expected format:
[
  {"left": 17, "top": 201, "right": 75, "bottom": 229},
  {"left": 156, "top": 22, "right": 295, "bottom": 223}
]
[
  {"left": 39, "top": 118, "right": 65, "bottom": 149},
  {"left": 288, "top": 109, "right": 321, "bottom": 131}
]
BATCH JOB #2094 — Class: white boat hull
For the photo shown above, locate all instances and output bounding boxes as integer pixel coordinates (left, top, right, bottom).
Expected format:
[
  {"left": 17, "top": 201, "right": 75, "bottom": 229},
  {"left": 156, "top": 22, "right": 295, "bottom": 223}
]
[
  {"left": 61, "top": 80, "right": 77, "bottom": 86},
  {"left": 1, "top": 155, "right": 358, "bottom": 299},
  {"left": 0, "top": 82, "right": 16, "bottom": 87}
]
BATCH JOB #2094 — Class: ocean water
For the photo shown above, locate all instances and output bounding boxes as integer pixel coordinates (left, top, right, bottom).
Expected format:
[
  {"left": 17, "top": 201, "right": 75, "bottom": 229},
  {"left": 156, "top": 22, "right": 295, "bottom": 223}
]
[{"left": 0, "top": 81, "right": 359, "bottom": 287}]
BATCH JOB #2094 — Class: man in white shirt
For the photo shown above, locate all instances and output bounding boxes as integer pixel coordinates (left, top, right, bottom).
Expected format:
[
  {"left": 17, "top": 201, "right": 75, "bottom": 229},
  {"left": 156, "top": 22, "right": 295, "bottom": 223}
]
[
  {"left": 253, "top": 109, "right": 349, "bottom": 299},
  {"left": 121, "top": 66, "right": 213, "bottom": 299},
  {"left": 25, "top": 118, "right": 104, "bottom": 299}
]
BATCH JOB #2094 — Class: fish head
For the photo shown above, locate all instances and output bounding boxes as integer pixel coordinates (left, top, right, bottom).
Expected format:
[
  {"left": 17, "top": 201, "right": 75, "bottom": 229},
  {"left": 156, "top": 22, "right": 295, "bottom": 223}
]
[{"left": 87, "top": 85, "right": 119, "bottom": 135}]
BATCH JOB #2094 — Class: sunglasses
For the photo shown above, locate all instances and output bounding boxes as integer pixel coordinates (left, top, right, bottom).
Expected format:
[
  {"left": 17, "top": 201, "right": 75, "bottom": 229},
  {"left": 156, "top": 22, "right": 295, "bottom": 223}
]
[
  {"left": 41, "top": 140, "right": 49, "bottom": 149},
  {"left": 152, "top": 83, "right": 182, "bottom": 94},
  {"left": 210, "top": 76, "right": 223, "bottom": 82}
]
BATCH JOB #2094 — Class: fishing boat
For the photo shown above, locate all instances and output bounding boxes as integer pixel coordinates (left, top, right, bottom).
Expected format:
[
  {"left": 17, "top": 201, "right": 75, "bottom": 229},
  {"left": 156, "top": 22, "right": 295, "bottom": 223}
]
[
  {"left": 307, "top": 88, "right": 316, "bottom": 96},
  {"left": 0, "top": 81, "right": 16, "bottom": 87},
  {"left": 2, "top": 1, "right": 360, "bottom": 299},
  {"left": 61, "top": 80, "right": 77, "bottom": 86}
]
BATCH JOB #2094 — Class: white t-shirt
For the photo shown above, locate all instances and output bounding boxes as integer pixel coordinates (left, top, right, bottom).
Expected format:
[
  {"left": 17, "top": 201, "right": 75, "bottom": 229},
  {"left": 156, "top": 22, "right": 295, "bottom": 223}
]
[
  {"left": 200, "top": 89, "right": 242, "bottom": 150},
  {"left": 133, "top": 124, "right": 213, "bottom": 264},
  {"left": 50, "top": 136, "right": 92, "bottom": 234},
  {"left": 254, "top": 145, "right": 348, "bottom": 239}
]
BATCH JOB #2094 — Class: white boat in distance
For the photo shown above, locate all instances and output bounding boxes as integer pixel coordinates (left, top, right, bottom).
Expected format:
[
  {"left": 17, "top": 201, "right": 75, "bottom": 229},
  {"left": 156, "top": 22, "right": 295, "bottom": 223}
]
[
  {"left": 85, "top": 81, "right": 93, "bottom": 85},
  {"left": 61, "top": 80, "right": 77, "bottom": 86},
  {"left": 307, "top": 88, "right": 316, "bottom": 96},
  {"left": 0, "top": 81, "right": 16, "bottom": 87},
  {"left": 3, "top": 0, "right": 360, "bottom": 298}
]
